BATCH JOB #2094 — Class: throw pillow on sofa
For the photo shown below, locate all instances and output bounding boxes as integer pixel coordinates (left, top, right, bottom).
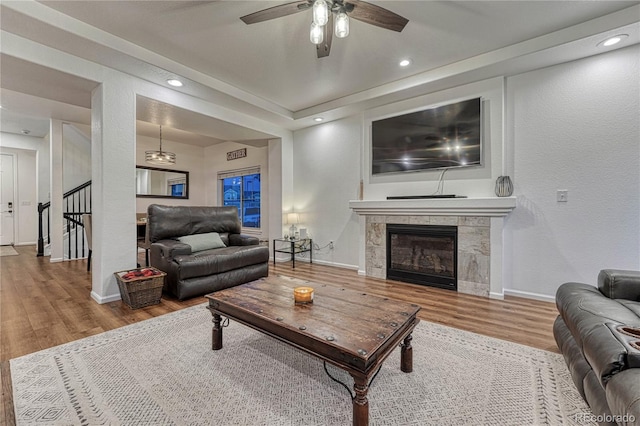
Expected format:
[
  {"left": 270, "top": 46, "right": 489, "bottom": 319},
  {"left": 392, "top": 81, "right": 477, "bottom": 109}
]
[{"left": 177, "top": 232, "right": 227, "bottom": 252}]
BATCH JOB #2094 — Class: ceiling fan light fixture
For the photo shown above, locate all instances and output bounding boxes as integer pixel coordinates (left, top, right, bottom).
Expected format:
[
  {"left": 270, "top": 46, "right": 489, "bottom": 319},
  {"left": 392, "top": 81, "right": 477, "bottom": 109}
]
[
  {"left": 146, "top": 125, "right": 176, "bottom": 165},
  {"left": 310, "top": 21, "right": 324, "bottom": 45},
  {"left": 335, "top": 11, "right": 349, "bottom": 38},
  {"left": 240, "top": 0, "right": 408, "bottom": 58},
  {"left": 312, "top": 0, "right": 329, "bottom": 26}
]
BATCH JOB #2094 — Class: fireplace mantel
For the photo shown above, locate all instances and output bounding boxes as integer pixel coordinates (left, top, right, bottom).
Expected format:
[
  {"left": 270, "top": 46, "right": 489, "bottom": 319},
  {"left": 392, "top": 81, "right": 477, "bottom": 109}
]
[{"left": 349, "top": 196, "right": 516, "bottom": 217}]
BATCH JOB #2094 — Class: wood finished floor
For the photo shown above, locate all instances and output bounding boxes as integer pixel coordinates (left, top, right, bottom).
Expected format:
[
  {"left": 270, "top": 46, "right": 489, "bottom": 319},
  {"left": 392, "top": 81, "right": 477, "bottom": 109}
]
[{"left": 0, "top": 245, "right": 561, "bottom": 425}]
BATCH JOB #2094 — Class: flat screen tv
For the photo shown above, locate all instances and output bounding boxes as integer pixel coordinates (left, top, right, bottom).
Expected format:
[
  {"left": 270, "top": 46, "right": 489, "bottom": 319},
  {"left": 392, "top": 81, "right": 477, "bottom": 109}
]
[{"left": 371, "top": 97, "right": 482, "bottom": 175}]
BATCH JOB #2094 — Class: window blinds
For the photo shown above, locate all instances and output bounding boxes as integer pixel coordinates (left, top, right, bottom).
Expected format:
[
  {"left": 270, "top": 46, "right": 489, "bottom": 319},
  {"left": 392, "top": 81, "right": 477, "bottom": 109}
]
[{"left": 217, "top": 167, "right": 260, "bottom": 180}]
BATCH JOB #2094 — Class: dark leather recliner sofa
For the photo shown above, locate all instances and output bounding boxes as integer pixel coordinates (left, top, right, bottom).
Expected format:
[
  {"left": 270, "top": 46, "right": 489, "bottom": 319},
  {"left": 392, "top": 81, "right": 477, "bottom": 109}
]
[
  {"left": 554, "top": 269, "right": 640, "bottom": 425},
  {"left": 147, "top": 204, "right": 269, "bottom": 300}
]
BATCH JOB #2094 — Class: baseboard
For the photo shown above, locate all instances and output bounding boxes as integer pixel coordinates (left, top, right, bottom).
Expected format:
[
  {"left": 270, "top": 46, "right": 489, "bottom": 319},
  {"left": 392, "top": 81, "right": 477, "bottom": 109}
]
[
  {"left": 357, "top": 269, "right": 366, "bottom": 276},
  {"left": 271, "top": 256, "right": 358, "bottom": 271},
  {"left": 489, "top": 292, "right": 505, "bottom": 300},
  {"left": 310, "top": 258, "right": 358, "bottom": 270},
  {"left": 49, "top": 257, "right": 63, "bottom": 263},
  {"left": 91, "top": 291, "right": 122, "bottom": 304},
  {"left": 14, "top": 242, "right": 36, "bottom": 246},
  {"left": 503, "top": 288, "right": 555, "bottom": 303}
]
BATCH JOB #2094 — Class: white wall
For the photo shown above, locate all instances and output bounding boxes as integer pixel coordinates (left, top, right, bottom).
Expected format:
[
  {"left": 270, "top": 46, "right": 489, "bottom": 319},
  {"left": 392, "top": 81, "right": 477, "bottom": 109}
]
[
  {"left": 291, "top": 46, "right": 639, "bottom": 298},
  {"left": 135, "top": 134, "right": 206, "bottom": 213},
  {"left": 0, "top": 124, "right": 91, "bottom": 249},
  {"left": 62, "top": 123, "right": 91, "bottom": 192},
  {"left": 6, "top": 23, "right": 637, "bottom": 301},
  {"left": 0, "top": 146, "right": 37, "bottom": 245},
  {"left": 0, "top": 132, "right": 48, "bottom": 245},
  {"left": 4, "top": 31, "right": 293, "bottom": 303},
  {"left": 0, "top": 132, "right": 49, "bottom": 203},
  {"left": 291, "top": 78, "right": 506, "bottom": 269},
  {"left": 292, "top": 115, "right": 362, "bottom": 268},
  {"left": 204, "top": 141, "right": 269, "bottom": 238},
  {"left": 504, "top": 45, "right": 640, "bottom": 297}
]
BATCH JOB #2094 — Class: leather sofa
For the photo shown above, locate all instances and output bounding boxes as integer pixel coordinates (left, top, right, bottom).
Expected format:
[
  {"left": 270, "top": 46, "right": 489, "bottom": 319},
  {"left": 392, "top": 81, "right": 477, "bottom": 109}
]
[
  {"left": 147, "top": 204, "right": 269, "bottom": 300},
  {"left": 554, "top": 269, "right": 640, "bottom": 425}
]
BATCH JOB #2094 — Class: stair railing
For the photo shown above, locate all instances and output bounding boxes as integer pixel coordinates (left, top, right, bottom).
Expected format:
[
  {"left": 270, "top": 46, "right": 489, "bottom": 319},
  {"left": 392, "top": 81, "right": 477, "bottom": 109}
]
[{"left": 37, "top": 181, "right": 91, "bottom": 257}]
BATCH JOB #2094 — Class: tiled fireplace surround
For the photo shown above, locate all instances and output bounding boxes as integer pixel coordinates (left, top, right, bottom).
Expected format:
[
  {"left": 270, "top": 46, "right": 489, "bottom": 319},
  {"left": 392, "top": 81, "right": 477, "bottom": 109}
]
[
  {"left": 366, "top": 215, "right": 491, "bottom": 296},
  {"left": 349, "top": 198, "right": 517, "bottom": 299}
]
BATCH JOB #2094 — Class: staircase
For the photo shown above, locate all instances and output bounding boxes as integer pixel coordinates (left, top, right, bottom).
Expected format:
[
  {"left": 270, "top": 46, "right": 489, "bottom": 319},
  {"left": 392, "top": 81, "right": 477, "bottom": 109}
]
[{"left": 37, "top": 181, "right": 91, "bottom": 260}]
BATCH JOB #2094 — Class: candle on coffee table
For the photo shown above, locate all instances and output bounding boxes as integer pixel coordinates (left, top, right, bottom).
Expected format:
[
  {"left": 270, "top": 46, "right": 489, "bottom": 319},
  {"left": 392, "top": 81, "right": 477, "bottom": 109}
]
[{"left": 293, "top": 286, "right": 314, "bottom": 304}]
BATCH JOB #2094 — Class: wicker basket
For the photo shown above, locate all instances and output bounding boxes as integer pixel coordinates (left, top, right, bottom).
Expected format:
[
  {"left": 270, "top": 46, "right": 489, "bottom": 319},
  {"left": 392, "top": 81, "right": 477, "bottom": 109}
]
[{"left": 114, "top": 267, "right": 166, "bottom": 309}]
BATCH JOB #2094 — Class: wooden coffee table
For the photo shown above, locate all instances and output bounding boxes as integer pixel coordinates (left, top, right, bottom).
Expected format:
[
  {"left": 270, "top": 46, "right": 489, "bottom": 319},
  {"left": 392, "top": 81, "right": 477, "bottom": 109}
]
[{"left": 205, "top": 275, "right": 421, "bottom": 426}]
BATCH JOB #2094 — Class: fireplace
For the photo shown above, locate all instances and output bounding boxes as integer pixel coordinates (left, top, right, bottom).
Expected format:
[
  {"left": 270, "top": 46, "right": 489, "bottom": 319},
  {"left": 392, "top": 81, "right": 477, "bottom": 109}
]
[
  {"left": 352, "top": 198, "right": 516, "bottom": 298},
  {"left": 386, "top": 224, "right": 457, "bottom": 291}
]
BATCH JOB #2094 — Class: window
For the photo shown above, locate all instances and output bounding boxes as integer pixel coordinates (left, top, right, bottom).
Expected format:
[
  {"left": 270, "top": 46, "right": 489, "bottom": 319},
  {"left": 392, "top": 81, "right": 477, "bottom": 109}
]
[
  {"left": 219, "top": 168, "right": 261, "bottom": 229},
  {"left": 170, "top": 183, "right": 185, "bottom": 197},
  {"left": 167, "top": 177, "right": 187, "bottom": 197}
]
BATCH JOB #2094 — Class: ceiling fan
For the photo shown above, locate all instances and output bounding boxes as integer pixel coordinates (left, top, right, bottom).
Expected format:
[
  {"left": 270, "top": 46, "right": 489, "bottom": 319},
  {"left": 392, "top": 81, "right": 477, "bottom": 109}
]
[{"left": 240, "top": 0, "right": 408, "bottom": 58}]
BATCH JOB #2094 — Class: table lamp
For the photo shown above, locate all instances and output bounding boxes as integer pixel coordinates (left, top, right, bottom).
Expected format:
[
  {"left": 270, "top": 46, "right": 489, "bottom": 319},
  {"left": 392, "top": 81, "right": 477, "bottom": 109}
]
[{"left": 287, "top": 213, "right": 299, "bottom": 239}]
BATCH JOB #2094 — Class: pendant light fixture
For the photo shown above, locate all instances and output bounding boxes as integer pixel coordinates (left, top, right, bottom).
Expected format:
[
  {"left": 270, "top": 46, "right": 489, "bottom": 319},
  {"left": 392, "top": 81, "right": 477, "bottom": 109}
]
[{"left": 145, "top": 125, "right": 176, "bottom": 165}]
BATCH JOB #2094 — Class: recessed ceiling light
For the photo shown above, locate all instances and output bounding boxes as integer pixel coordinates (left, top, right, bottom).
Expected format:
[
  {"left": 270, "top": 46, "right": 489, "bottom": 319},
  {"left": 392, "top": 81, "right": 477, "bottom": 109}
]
[
  {"left": 167, "top": 79, "right": 184, "bottom": 87},
  {"left": 313, "top": 117, "right": 324, "bottom": 122},
  {"left": 399, "top": 59, "right": 411, "bottom": 67},
  {"left": 598, "top": 34, "right": 628, "bottom": 47}
]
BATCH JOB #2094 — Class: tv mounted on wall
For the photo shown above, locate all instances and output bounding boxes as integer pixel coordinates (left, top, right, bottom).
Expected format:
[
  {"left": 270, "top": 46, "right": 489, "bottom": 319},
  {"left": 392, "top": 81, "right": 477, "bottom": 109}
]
[{"left": 371, "top": 97, "right": 482, "bottom": 175}]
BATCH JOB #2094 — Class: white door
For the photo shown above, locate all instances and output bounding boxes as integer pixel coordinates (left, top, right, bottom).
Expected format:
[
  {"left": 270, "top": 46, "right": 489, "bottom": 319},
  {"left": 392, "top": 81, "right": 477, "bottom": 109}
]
[{"left": 0, "top": 154, "right": 15, "bottom": 245}]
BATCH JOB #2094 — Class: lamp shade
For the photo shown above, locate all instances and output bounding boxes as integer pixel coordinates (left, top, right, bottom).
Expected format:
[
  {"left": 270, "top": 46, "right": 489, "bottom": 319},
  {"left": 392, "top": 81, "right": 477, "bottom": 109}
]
[
  {"left": 310, "top": 21, "right": 323, "bottom": 45},
  {"left": 335, "top": 12, "right": 349, "bottom": 38},
  {"left": 145, "top": 150, "right": 176, "bottom": 165},
  {"left": 287, "top": 213, "right": 300, "bottom": 225},
  {"left": 312, "top": 0, "right": 329, "bottom": 26}
]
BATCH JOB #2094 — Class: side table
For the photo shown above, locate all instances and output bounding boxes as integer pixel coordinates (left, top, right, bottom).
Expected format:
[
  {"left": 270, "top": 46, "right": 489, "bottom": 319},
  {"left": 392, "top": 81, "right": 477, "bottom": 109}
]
[{"left": 273, "top": 238, "right": 312, "bottom": 268}]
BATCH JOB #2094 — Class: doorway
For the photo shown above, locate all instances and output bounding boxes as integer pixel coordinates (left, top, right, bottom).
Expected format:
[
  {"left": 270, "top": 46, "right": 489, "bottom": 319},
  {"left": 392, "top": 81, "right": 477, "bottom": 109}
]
[{"left": 0, "top": 153, "right": 16, "bottom": 246}]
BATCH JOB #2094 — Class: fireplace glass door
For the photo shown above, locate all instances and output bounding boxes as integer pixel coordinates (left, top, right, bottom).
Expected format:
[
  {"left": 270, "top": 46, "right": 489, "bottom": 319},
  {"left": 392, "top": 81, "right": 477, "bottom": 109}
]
[{"left": 386, "top": 224, "right": 457, "bottom": 291}]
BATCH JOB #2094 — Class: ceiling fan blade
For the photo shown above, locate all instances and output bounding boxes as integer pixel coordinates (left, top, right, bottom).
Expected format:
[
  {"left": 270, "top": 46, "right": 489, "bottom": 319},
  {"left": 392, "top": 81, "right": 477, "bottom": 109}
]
[
  {"left": 347, "top": 0, "right": 408, "bottom": 32},
  {"left": 317, "top": 13, "right": 333, "bottom": 58},
  {"left": 240, "top": 1, "right": 311, "bottom": 25}
]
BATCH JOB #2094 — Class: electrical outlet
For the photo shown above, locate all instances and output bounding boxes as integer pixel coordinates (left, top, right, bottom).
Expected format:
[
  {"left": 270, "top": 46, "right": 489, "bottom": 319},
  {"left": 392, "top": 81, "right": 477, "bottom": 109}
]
[
  {"left": 329, "top": 241, "right": 334, "bottom": 250},
  {"left": 557, "top": 190, "right": 568, "bottom": 202}
]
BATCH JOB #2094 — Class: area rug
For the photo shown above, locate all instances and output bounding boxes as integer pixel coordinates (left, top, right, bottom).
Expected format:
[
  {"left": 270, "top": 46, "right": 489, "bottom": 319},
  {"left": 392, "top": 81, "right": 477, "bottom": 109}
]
[
  {"left": 0, "top": 245, "right": 19, "bottom": 256},
  {"left": 11, "top": 304, "right": 594, "bottom": 425}
]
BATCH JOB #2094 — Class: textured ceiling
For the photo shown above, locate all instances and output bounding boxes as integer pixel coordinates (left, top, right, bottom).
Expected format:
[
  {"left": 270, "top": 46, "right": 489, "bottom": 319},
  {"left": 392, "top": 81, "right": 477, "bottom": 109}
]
[
  {"left": 0, "top": 0, "right": 638, "bottom": 142},
  {"left": 36, "top": 0, "right": 639, "bottom": 111}
]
